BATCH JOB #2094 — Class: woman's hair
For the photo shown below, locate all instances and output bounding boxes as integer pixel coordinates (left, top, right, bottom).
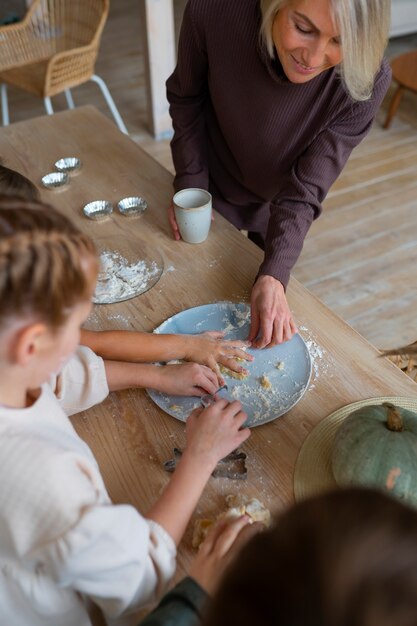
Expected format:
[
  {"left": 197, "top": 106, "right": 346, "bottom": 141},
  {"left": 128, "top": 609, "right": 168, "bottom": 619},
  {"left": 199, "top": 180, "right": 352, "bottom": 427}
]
[
  {"left": 204, "top": 488, "right": 417, "bottom": 626},
  {"left": 0, "top": 159, "right": 40, "bottom": 201},
  {"left": 0, "top": 195, "right": 97, "bottom": 330},
  {"left": 259, "top": 0, "right": 391, "bottom": 101}
]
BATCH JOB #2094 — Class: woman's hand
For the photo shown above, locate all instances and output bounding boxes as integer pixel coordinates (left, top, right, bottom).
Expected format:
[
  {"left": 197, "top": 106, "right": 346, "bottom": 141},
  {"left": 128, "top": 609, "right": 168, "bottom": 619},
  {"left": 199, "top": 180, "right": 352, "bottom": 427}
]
[
  {"left": 189, "top": 516, "right": 263, "bottom": 595},
  {"left": 183, "top": 332, "right": 253, "bottom": 381},
  {"left": 249, "top": 275, "right": 297, "bottom": 348},
  {"left": 156, "top": 363, "right": 219, "bottom": 396},
  {"left": 184, "top": 398, "right": 250, "bottom": 469},
  {"left": 168, "top": 201, "right": 181, "bottom": 241}
]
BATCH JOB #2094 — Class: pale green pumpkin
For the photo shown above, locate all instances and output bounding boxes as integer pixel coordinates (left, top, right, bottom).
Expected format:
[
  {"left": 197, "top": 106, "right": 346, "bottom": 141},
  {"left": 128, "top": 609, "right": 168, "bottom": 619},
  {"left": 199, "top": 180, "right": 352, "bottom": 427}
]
[{"left": 332, "top": 402, "right": 417, "bottom": 505}]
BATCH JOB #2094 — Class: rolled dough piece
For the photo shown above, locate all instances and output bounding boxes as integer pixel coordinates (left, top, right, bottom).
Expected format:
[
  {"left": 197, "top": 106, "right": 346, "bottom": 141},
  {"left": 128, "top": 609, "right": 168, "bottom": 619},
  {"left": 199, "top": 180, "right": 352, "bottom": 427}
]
[{"left": 192, "top": 494, "right": 271, "bottom": 549}]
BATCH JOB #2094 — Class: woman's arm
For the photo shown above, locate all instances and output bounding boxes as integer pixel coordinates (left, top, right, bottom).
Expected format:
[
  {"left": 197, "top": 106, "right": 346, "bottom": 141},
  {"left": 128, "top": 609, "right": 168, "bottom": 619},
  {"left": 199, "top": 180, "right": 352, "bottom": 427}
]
[{"left": 250, "top": 62, "right": 392, "bottom": 347}]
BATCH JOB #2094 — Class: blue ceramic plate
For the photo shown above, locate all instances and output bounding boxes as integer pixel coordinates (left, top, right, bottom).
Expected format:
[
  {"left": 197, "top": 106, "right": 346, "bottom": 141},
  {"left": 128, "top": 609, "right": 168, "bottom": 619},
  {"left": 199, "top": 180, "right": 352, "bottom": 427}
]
[{"left": 147, "top": 302, "right": 312, "bottom": 427}]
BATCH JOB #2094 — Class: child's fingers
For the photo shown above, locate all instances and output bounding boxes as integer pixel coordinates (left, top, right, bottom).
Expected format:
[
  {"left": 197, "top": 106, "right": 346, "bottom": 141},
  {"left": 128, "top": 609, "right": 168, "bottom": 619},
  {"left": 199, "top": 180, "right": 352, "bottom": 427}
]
[
  {"left": 222, "top": 399, "right": 246, "bottom": 419},
  {"left": 235, "top": 426, "right": 251, "bottom": 447},
  {"left": 220, "top": 344, "right": 253, "bottom": 361},
  {"left": 205, "top": 357, "right": 224, "bottom": 386},
  {"left": 225, "top": 519, "right": 264, "bottom": 554},
  {"left": 199, "top": 515, "right": 251, "bottom": 557},
  {"left": 188, "top": 406, "right": 204, "bottom": 422},
  {"left": 218, "top": 357, "right": 249, "bottom": 377},
  {"left": 201, "top": 516, "right": 264, "bottom": 563},
  {"left": 191, "top": 365, "right": 220, "bottom": 395},
  {"left": 205, "top": 399, "right": 249, "bottom": 426}
]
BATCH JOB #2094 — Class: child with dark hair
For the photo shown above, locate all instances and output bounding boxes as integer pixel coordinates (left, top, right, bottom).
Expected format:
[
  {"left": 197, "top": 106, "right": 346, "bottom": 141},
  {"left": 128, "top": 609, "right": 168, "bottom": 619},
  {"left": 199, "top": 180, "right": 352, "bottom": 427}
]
[{"left": 138, "top": 487, "right": 417, "bottom": 626}]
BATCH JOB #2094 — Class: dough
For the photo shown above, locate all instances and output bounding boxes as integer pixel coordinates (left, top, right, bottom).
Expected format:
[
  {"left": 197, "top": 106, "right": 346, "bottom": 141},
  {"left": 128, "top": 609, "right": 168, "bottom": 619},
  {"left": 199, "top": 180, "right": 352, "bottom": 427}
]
[
  {"left": 192, "top": 494, "right": 271, "bottom": 549},
  {"left": 219, "top": 357, "right": 249, "bottom": 380},
  {"left": 260, "top": 374, "right": 272, "bottom": 389}
]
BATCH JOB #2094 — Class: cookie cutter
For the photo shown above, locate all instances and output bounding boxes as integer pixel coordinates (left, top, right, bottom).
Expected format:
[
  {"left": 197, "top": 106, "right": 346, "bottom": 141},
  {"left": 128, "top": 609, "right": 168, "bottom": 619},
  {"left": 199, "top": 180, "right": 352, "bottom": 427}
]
[
  {"left": 200, "top": 384, "right": 228, "bottom": 408},
  {"left": 164, "top": 447, "right": 247, "bottom": 480}
]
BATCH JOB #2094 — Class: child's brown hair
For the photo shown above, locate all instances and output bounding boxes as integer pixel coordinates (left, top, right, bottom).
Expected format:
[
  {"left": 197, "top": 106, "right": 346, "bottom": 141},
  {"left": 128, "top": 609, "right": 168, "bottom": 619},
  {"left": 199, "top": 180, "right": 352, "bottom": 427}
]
[
  {"left": 0, "top": 159, "right": 40, "bottom": 200},
  {"left": 204, "top": 488, "right": 417, "bottom": 626},
  {"left": 0, "top": 195, "right": 97, "bottom": 329}
]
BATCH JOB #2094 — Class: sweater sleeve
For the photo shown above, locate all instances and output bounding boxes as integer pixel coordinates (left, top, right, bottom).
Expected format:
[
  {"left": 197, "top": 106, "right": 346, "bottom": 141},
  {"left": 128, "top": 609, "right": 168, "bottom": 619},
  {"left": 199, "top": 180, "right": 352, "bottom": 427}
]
[
  {"left": 49, "top": 346, "right": 109, "bottom": 416},
  {"left": 40, "top": 506, "right": 177, "bottom": 619},
  {"left": 166, "top": 0, "right": 210, "bottom": 193},
  {"left": 259, "top": 62, "right": 392, "bottom": 287},
  {"left": 138, "top": 577, "right": 208, "bottom": 626}
]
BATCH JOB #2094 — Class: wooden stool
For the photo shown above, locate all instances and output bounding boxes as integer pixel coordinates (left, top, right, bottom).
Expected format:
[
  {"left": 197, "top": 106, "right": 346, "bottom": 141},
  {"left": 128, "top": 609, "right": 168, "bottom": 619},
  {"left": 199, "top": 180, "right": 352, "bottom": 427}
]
[{"left": 383, "top": 49, "right": 417, "bottom": 129}]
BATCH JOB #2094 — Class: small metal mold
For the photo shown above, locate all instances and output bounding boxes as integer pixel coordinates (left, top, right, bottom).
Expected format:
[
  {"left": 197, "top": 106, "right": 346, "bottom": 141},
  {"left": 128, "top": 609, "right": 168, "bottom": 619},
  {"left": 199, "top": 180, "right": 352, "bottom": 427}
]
[
  {"left": 54, "top": 157, "right": 82, "bottom": 173},
  {"left": 83, "top": 200, "right": 113, "bottom": 221},
  {"left": 41, "top": 172, "right": 69, "bottom": 189},
  {"left": 117, "top": 196, "right": 147, "bottom": 216}
]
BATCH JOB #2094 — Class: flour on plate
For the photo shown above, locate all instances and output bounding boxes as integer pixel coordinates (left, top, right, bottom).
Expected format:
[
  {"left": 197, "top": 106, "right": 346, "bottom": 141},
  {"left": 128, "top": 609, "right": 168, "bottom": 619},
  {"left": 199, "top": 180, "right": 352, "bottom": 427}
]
[{"left": 93, "top": 249, "right": 160, "bottom": 303}]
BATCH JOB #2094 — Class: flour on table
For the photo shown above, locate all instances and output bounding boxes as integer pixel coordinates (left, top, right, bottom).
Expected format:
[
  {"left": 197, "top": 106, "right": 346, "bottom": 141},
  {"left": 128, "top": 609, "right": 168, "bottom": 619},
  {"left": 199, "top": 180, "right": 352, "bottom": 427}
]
[
  {"left": 93, "top": 250, "right": 161, "bottom": 303},
  {"left": 298, "top": 325, "right": 333, "bottom": 389}
]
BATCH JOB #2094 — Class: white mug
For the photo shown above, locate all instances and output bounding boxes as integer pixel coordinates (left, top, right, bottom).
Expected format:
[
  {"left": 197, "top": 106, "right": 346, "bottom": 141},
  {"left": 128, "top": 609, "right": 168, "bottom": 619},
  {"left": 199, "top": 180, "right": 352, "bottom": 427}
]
[{"left": 173, "top": 188, "right": 212, "bottom": 244}]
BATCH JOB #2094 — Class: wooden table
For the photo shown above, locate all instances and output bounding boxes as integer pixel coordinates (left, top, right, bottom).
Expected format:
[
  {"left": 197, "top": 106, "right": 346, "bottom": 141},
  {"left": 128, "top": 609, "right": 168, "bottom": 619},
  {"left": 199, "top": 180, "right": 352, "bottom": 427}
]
[{"left": 2, "top": 105, "right": 417, "bottom": 578}]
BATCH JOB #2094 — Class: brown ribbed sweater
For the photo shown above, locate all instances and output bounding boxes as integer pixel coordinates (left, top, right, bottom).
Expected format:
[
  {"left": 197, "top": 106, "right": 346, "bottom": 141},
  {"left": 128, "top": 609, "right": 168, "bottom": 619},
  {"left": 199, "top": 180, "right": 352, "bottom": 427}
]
[{"left": 166, "top": 0, "right": 391, "bottom": 287}]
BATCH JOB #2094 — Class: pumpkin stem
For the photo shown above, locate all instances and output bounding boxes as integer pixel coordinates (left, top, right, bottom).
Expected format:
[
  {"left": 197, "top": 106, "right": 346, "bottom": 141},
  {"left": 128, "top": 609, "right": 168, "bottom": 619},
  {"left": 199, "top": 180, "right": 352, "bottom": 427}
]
[{"left": 382, "top": 402, "right": 404, "bottom": 432}]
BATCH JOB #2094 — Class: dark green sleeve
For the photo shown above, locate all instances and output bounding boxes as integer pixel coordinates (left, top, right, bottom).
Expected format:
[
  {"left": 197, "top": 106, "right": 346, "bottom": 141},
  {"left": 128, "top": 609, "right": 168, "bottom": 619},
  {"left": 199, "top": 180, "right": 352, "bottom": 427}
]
[{"left": 138, "top": 577, "right": 209, "bottom": 626}]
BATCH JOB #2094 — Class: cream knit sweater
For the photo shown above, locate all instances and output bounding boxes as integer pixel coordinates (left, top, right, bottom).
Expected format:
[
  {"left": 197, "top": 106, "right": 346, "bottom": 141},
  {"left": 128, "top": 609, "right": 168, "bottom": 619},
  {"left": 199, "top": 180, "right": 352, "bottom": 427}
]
[{"left": 0, "top": 346, "right": 176, "bottom": 626}]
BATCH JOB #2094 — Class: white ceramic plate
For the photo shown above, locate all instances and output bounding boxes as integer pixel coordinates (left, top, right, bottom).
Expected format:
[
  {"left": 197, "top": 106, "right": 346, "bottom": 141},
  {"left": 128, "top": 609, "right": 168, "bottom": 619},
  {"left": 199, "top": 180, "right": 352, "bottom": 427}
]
[{"left": 147, "top": 302, "right": 312, "bottom": 427}]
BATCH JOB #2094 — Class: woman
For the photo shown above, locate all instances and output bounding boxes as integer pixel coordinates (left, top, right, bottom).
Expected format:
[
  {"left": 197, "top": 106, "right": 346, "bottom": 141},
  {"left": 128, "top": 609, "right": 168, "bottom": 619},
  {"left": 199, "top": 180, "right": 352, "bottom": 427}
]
[{"left": 166, "top": 0, "right": 391, "bottom": 347}]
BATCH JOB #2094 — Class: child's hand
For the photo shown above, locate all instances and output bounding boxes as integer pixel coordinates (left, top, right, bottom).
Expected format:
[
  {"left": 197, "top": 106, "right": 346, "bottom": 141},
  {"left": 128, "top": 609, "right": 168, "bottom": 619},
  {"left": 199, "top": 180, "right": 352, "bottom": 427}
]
[
  {"left": 156, "top": 363, "right": 219, "bottom": 396},
  {"left": 184, "top": 399, "right": 250, "bottom": 469},
  {"left": 189, "top": 515, "right": 263, "bottom": 594},
  {"left": 183, "top": 332, "right": 253, "bottom": 382}
]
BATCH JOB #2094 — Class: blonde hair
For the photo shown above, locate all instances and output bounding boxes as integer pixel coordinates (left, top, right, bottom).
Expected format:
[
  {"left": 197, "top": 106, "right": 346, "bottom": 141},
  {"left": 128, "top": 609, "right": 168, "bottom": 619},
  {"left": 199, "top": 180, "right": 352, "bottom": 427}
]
[
  {"left": 260, "top": 0, "right": 391, "bottom": 101},
  {"left": 0, "top": 195, "right": 97, "bottom": 329}
]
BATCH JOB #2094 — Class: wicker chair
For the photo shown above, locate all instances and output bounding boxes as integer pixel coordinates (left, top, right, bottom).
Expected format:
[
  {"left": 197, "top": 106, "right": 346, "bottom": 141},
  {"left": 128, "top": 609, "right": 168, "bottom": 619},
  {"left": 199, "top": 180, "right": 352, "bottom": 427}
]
[{"left": 0, "top": 0, "right": 128, "bottom": 133}]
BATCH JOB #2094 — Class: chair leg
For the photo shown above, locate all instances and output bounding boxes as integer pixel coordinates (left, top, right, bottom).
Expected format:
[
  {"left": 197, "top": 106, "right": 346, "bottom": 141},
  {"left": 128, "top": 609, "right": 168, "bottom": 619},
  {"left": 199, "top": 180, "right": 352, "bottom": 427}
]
[
  {"left": 64, "top": 89, "right": 75, "bottom": 109},
  {"left": 383, "top": 85, "right": 405, "bottom": 129},
  {"left": 1, "top": 84, "right": 10, "bottom": 126},
  {"left": 90, "top": 74, "right": 128, "bottom": 134},
  {"left": 44, "top": 97, "right": 54, "bottom": 115}
]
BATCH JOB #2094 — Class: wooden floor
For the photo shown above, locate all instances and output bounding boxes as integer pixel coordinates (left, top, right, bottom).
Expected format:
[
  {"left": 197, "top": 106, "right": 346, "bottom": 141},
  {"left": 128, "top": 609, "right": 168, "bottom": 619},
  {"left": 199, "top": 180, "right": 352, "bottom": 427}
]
[{"left": 3, "top": 0, "right": 417, "bottom": 350}]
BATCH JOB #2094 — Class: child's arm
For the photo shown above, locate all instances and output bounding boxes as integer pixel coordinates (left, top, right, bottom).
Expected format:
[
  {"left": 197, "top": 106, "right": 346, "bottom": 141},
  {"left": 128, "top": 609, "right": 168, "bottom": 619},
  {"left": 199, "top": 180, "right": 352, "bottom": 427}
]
[
  {"left": 145, "top": 399, "right": 250, "bottom": 545},
  {"left": 103, "top": 359, "right": 220, "bottom": 396},
  {"left": 136, "top": 517, "right": 262, "bottom": 626},
  {"left": 81, "top": 329, "right": 252, "bottom": 376}
]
